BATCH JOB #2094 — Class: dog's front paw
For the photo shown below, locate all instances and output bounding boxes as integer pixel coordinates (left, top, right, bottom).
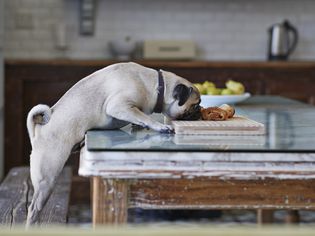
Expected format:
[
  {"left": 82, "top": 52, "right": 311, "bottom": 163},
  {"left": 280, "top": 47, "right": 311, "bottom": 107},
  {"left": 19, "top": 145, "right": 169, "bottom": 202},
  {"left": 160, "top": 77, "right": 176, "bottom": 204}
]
[
  {"left": 159, "top": 125, "right": 175, "bottom": 134},
  {"left": 132, "top": 123, "right": 149, "bottom": 131}
]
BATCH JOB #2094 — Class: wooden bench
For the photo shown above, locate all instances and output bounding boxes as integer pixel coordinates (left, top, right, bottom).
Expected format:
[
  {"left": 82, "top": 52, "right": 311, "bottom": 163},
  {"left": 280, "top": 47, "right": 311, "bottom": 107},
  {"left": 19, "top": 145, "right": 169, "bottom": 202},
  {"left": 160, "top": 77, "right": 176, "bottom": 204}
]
[{"left": 0, "top": 166, "right": 72, "bottom": 226}]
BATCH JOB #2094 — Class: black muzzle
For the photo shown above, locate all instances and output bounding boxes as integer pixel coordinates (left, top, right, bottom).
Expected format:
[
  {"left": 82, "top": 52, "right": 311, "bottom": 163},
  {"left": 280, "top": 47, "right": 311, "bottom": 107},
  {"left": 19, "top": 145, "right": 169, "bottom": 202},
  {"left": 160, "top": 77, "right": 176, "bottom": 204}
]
[{"left": 176, "top": 104, "right": 201, "bottom": 121}]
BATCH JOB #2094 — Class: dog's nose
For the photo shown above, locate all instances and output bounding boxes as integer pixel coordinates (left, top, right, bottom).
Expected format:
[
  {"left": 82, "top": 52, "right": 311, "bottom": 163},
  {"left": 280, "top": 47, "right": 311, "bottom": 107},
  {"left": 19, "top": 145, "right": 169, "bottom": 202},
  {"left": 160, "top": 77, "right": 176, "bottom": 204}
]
[{"left": 193, "top": 104, "right": 201, "bottom": 112}]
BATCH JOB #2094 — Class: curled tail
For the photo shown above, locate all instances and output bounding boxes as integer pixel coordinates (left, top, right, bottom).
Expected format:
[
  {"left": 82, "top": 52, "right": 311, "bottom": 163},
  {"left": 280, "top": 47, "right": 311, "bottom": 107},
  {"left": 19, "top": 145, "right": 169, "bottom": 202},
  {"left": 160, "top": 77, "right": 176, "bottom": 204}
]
[{"left": 27, "top": 104, "right": 52, "bottom": 139}]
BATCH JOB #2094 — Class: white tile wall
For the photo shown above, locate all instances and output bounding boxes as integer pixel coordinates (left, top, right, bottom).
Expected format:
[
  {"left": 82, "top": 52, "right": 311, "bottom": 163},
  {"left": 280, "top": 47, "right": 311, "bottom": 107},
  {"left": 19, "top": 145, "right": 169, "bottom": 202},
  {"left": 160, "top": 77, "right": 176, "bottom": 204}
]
[{"left": 4, "top": 0, "right": 315, "bottom": 60}]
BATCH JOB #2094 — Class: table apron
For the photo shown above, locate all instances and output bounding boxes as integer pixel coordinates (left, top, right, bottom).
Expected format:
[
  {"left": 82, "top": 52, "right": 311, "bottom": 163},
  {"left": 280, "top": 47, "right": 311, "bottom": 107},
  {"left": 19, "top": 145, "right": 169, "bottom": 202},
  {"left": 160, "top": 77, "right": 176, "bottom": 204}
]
[
  {"left": 94, "top": 178, "right": 315, "bottom": 211},
  {"left": 129, "top": 178, "right": 315, "bottom": 210},
  {"left": 80, "top": 150, "right": 315, "bottom": 180}
]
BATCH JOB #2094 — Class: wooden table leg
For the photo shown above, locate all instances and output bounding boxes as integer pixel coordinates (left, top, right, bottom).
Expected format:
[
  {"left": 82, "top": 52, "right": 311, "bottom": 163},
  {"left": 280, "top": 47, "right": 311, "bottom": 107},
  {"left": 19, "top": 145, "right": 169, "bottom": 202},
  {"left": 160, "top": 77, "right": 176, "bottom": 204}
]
[
  {"left": 257, "top": 209, "right": 274, "bottom": 224},
  {"left": 92, "top": 177, "right": 128, "bottom": 226}
]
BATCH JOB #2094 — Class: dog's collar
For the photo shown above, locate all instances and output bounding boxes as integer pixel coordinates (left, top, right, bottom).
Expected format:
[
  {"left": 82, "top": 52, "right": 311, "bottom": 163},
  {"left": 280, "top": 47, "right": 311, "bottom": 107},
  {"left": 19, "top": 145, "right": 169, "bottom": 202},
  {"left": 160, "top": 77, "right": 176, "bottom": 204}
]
[{"left": 153, "top": 70, "right": 165, "bottom": 113}]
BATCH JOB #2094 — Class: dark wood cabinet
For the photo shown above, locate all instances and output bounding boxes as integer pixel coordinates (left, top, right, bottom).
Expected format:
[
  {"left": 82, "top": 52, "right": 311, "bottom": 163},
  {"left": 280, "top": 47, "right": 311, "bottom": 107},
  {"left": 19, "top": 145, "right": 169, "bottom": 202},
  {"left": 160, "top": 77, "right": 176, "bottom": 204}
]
[{"left": 4, "top": 60, "right": 315, "bottom": 173}]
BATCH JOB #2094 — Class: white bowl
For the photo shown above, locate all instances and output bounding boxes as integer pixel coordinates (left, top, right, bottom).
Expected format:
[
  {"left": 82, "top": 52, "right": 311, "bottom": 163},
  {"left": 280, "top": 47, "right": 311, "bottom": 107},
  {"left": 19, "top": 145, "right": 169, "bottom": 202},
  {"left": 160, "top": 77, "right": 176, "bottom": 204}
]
[{"left": 200, "top": 93, "right": 251, "bottom": 107}]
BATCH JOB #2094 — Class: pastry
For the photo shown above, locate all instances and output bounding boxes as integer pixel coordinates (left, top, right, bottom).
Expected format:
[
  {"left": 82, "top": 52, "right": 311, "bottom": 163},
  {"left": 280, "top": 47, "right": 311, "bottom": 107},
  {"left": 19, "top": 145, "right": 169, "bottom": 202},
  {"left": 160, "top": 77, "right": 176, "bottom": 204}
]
[
  {"left": 219, "top": 104, "right": 235, "bottom": 118},
  {"left": 200, "top": 104, "right": 235, "bottom": 121},
  {"left": 201, "top": 107, "right": 228, "bottom": 121}
]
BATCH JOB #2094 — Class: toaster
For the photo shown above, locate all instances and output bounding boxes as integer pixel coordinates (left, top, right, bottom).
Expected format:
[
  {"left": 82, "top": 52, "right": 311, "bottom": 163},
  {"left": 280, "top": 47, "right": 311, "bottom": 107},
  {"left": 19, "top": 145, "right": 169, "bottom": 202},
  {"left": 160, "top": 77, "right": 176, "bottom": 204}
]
[{"left": 143, "top": 40, "right": 196, "bottom": 60}]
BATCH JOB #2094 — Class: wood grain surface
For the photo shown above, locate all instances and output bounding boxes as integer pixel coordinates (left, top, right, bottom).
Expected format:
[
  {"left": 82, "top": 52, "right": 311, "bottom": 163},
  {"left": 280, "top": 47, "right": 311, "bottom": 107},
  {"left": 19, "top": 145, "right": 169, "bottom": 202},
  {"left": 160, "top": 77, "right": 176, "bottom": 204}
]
[
  {"left": 80, "top": 148, "right": 315, "bottom": 180},
  {"left": 92, "top": 177, "right": 128, "bottom": 226},
  {"left": 0, "top": 167, "right": 72, "bottom": 226},
  {"left": 128, "top": 178, "right": 315, "bottom": 210},
  {"left": 172, "top": 116, "right": 265, "bottom": 135},
  {"left": 91, "top": 177, "right": 315, "bottom": 225}
]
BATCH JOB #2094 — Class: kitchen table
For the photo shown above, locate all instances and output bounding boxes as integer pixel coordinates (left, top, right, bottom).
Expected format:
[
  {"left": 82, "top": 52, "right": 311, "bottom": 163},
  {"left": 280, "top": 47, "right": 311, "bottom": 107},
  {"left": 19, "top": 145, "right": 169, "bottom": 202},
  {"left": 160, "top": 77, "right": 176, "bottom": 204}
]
[{"left": 78, "top": 96, "right": 315, "bottom": 226}]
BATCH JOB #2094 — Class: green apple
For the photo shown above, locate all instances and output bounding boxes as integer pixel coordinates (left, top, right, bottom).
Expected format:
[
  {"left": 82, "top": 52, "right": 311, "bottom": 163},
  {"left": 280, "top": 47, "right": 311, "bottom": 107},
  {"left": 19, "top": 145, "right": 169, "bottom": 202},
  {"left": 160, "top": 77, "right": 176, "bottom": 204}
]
[
  {"left": 225, "top": 80, "right": 245, "bottom": 94},
  {"left": 203, "top": 81, "right": 215, "bottom": 89},
  {"left": 221, "top": 88, "right": 234, "bottom": 95},
  {"left": 206, "top": 87, "right": 221, "bottom": 95},
  {"left": 194, "top": 83, "right": 207, "bottom": 95}
]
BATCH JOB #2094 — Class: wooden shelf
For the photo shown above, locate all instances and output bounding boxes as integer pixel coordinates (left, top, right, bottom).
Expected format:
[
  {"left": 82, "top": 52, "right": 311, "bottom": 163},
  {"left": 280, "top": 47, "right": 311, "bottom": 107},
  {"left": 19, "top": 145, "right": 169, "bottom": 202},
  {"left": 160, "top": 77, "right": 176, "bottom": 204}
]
[{"left": 5, "top": 59, "right": 315, "bottom": 69}]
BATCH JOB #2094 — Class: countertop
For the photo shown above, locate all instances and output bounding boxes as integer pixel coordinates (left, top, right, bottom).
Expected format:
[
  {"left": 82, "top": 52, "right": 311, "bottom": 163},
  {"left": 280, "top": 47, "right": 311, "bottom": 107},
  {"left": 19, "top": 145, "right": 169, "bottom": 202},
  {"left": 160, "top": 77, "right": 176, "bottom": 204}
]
[{"left": 5, "top": 59, "right": 315, "bottom": 68}]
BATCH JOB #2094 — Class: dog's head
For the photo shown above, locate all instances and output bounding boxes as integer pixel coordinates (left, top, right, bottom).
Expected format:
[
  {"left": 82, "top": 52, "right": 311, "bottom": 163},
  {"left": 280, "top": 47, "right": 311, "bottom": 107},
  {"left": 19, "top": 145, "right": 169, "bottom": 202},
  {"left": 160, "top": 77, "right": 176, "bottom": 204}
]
[
  {"left": 162, "top": 71, "right": 201, "bottom": 120},
  {"left": 171, "top": 83, "right": 201, "bottom": 120}
]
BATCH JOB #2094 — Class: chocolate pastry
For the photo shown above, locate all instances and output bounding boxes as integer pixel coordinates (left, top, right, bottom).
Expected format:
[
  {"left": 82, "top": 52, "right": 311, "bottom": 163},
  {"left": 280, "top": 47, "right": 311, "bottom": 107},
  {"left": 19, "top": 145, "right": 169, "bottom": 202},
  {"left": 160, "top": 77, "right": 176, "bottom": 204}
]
[
  {"left": 200, "top": 104, "right": 235, "bottom": 121},
  {"left": 219, "top": 104, "right": 235, "bottom": 118},
  {"left": 201, "top": 107, "right": 228, "bottom": 121}
]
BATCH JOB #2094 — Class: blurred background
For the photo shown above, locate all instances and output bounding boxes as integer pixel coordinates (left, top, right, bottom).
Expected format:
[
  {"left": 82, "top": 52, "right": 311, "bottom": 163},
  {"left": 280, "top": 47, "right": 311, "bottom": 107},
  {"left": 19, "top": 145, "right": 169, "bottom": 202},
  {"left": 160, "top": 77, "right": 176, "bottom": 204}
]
[
  {"left": 2, "top": 0, "right": 315, "bottom": 60},
  {"left": 1, "top": 0, "right": 315, "bottom": 226}
]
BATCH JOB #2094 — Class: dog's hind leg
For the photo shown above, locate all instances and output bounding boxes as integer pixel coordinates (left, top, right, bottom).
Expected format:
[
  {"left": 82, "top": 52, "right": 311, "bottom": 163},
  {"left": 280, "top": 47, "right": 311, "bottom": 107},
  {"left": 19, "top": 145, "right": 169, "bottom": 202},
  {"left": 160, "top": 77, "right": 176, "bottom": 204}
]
[{"left": 26, "top": 143, "right": 72, "bottom": 227}]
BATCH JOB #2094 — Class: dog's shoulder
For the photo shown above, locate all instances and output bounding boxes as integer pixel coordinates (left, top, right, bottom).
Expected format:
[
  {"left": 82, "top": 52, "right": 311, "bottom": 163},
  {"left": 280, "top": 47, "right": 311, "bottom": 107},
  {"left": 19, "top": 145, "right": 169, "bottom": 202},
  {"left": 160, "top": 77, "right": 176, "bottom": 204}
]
[{"left": 106, "top": 61, "right": 139, "bottom": 69}]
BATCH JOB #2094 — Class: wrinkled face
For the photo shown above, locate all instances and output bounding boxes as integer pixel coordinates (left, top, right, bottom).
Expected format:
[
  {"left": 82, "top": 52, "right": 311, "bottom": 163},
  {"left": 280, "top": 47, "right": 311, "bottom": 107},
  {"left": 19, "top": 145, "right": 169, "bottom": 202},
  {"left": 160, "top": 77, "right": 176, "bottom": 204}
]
[{"left": 165, "top": 83, "right": 201, "bottom": 120}]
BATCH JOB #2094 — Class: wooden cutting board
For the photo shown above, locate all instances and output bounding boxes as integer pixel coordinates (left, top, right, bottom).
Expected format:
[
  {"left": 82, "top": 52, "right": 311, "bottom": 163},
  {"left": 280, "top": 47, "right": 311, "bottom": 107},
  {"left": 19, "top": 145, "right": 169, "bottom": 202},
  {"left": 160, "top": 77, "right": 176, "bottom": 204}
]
[{"left": 172, "top": 116, "right": 265, "bottom": 135}]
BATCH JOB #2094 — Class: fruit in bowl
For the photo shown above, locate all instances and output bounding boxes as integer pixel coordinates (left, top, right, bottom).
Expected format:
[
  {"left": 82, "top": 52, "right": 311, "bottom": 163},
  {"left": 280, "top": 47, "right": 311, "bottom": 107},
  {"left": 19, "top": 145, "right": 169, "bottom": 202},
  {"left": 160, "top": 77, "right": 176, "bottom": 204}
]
[
  {"left": 226, "top": 80, "right": 245, "bottom": 95},
  {"left": 194, "top": 80, "right": 250, "bottom": 107},
  {"left": 194, "top": 80, "right": 245, "bottom": 96}
]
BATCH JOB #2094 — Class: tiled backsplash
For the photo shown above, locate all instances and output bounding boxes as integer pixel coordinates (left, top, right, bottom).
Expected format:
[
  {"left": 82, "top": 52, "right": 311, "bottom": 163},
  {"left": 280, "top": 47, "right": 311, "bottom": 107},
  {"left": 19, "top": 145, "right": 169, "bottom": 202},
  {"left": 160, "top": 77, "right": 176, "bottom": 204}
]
[{"left": 4, "top": 0, "right": 315, "bottom": 60}]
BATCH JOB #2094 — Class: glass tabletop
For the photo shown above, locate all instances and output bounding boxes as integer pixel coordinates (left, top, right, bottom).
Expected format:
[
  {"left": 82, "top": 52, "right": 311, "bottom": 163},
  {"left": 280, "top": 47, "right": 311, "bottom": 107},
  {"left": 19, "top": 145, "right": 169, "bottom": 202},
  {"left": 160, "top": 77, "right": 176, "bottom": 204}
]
[{"left": 86, "top": 96, "right": 315, "bottom": 153}]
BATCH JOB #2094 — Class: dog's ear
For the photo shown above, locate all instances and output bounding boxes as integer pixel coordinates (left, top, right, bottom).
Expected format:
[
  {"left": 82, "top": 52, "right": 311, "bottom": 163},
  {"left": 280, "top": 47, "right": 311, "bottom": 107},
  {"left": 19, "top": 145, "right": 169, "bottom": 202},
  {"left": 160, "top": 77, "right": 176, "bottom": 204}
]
[{"left": 173, "top": 84, "right": 193, "bottom": 106}]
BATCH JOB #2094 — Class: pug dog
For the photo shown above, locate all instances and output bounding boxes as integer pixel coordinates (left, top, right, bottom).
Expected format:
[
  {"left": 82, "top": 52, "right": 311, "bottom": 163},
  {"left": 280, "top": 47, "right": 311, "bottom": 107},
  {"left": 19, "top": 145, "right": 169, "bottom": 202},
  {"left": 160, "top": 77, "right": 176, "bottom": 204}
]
[{"left": 25, "top": 62, "right": 201, "bottom": 226}]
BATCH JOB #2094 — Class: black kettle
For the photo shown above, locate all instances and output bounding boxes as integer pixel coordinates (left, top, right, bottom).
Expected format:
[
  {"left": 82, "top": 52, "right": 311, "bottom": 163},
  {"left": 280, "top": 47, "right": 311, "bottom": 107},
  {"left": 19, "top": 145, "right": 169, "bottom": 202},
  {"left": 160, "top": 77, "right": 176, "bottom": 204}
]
[{"left": 267, "top": 20, "right": 298, "bottom": 61}]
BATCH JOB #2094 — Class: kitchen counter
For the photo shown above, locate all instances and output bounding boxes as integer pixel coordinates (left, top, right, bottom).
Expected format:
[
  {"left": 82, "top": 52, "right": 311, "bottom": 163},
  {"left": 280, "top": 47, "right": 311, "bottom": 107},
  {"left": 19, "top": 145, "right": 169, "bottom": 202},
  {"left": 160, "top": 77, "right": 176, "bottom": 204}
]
[{"left": 5, "top": 59, "right": 315, "bottom": 69}]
